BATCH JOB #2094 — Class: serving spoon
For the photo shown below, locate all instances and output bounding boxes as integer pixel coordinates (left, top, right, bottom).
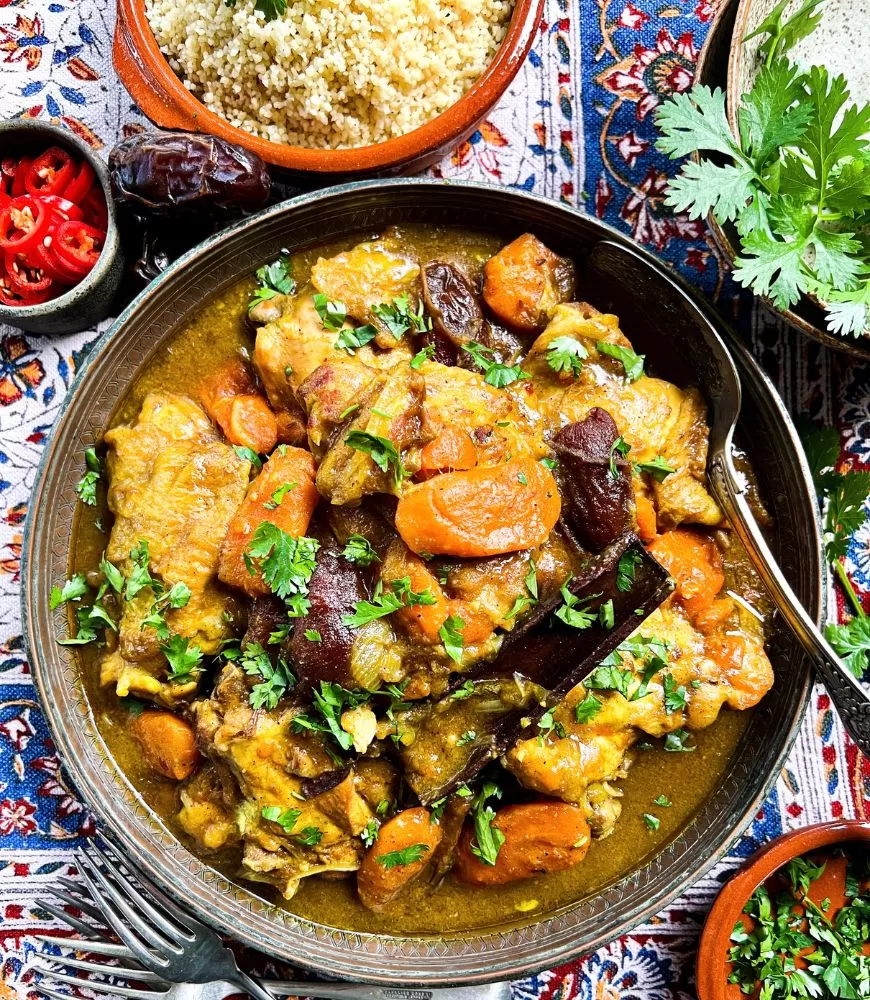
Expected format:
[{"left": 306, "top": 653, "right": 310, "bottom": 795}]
[{"left": 584, "top": 239, "right": 870, "bottom": 758}]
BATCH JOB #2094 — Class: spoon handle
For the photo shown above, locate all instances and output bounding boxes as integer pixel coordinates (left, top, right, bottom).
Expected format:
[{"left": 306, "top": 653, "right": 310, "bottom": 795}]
[
  {"left": 258, "top": 981, "right": 513, "bottom": 1000},
  {"left": 708, "top": 451, "right": 870, "bottom": 757}
]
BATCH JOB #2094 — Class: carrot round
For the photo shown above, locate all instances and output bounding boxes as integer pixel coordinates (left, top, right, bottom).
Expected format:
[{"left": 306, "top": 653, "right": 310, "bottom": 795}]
[
  {"left": 482, "top": 233, "right": 563, "bottom": 333},
  {"left": 219, "top": 447, "right": 319, "bottom": 596},
  {"left": 419, "top": 428, "right": 477, "bottom": 475},
  {"left": 634, "top": 492, "right": 657, "bottom": 543},
  {"left": 648, "top": 528, "right": 724, "bottom": 619},
  {"left": 395, "top": 458, "right": 560, "bottom": 558},
  {"left": 199, "top": 359, "right": 278, "bottom": 454},
  {"left": 455, "top": 801, "right": 590, "bottom": 886},
  {"left": 357, "top": 807, "right": 442, "bottom": 911},
  {"left": 131, "top": 711, "right": 200, "bottom": 782}
]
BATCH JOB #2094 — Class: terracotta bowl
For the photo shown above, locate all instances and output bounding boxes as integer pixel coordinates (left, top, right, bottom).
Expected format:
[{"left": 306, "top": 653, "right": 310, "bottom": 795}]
[
  {"left": 697, "top": 820, "right": 870, "bottom": 1000},
  {"left": 113, "top": 0, "right": 543, "bottom": 177},
  {"left": 693, "top": 0, "right": 870, "bottom": 360}
]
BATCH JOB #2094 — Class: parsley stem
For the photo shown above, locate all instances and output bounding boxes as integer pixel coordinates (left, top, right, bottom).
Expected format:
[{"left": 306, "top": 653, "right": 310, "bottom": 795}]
[{"left": 834, "top": 559, "right": 866, "bottom": 619}]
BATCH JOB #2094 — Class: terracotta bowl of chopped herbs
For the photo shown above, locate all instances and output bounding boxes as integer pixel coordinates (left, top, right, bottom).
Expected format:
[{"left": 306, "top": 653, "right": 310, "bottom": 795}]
[{"left": 697, "top": 820, "right": 870, "bottom": 1000}]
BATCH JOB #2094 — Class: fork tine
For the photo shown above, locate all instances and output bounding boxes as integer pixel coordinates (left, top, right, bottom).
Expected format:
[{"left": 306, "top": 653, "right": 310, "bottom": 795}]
[
  {"left": 36, "top": 933, "right": 132, "bottom": 958},
  {"left": 37, "top": 953, "right": 159, "bottom": 982},
  {"left": 30, "top": 981, "right": 76, "bottom": 1000},
  {"left": 47, "top": 886, "right": 108, "bottom": 925},
  {"left": 37, "top": 971, "right": 166, "bottom": 1000},
  {"left": 75, "top": 851, "right": 166, "bottom": 968},
  {"left": 87, "top": 842, "right": 194, "bottom": 940},
  {"left": 35, "top": 897, "right": 107, "bottom": 939}
]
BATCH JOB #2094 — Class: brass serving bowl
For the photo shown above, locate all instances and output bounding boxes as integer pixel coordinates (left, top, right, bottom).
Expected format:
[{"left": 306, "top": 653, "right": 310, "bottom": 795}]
[{"left": 22, "top": 180, "right": 821, "bottom": 985}]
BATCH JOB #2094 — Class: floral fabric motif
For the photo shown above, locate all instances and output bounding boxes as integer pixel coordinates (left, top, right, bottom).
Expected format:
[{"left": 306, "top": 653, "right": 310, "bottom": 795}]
[{"left": 1, "top": 0, "right": 870, "bottom": 995}]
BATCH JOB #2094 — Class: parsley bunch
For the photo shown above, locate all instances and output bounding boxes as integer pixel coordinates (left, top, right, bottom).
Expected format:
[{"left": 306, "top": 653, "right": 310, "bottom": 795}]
[
  {"left": 801, "top": 421, "right": 870, "bottom": 678},
  {"left": 656, "top": 1, "right": 870, "bottom": 338}
]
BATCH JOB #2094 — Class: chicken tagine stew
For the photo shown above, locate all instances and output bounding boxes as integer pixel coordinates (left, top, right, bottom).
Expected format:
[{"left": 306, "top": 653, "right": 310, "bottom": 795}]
[{"left": 63, "top": 225, "right": 774, "bottom": 935}]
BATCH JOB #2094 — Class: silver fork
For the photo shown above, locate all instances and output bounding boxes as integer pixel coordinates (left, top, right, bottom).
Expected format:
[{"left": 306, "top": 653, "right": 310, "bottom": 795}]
[{"left": 32, "top": 842, "right": 512, "bottom": 1000}]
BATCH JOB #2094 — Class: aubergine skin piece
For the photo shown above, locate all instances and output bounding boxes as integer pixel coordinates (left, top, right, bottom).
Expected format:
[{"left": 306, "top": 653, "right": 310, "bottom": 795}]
[
  {"left": 553, "top": 407, "right": 634, "bottom": 551},
  {"left": 287, "top": 536, "right": 366, "bottom": 691},
  {"left": 401, "top": 532, "right": 674, "bottom": 804}
]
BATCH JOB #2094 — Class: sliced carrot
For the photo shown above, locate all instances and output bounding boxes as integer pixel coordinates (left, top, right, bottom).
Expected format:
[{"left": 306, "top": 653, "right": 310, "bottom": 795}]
[
  {"left": 199, "top": 359, "right": 278, "bottom": 454},
  {"left": 384, "top": 545, "right": 449, "bottom": 644},
  {"left": 705, "top": 632, "right": 774, "bottom": 707},
  {"left": 455, "top": 801, "right": 590, "bottom": 886},
  {"left": 419, "top": 428, "right": 477, "bottom": 476},
  {"left": 219, "top": 447, "right": 319, "bottom": 596},
  {"left": 482, "top": 233, "right": 564, "bottom": 333},
  {"left": 648, "top": 528, "right": 724, "bottom": 620},
  {"left": 131, "top": 711, "right": 199, "bottom": 781},
  {"left": 357, "top": 807, "right": 442, "bottom": 911},
  {"left": 395, "top": 458, "right": 560, "bottom": 558},
  {"left": 634, "top": 492, "right": 657, "bottom": 543}
]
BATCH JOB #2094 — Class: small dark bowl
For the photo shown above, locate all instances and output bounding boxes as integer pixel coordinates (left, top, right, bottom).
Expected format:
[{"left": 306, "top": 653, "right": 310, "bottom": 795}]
[{"left": 0, "top": 119, "right": 124, "bottom": 335}]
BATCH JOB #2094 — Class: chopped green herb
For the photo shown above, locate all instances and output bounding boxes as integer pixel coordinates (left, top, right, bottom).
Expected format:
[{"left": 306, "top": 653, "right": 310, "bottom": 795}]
[
  {"left": 554, "top": 579, "right": 600, "bottom": 630},
  {"left": 461, "top": 341, "right": 529, "bottom": 389},
  {"left": 662, "top": 673, "right": 688, "bottom": 714},
  {"left": 161, "top": 634, "right": 203, "bottom": 684},
  {"left": 456, "top": 730, "right": 477, "bottom": 747},
  {"left": 291, "top": 681, "right": 370, "bottom": 752},
  {"left": 616, "top": 549, "right": 644, "bottom": 593},
  {"left": 540, "top": 457, "right": 558, "bottom": 471},
  {"left": 304, "top": 629, "right": 322, "bottom": 643},
  {"left": 240, "top": 642, "right": 296, "bottom": 710},
  {"left": 653, "top": 794, "right": 672, "bottom": 807},
  {"left": 642, "top": 813, "right": 661, "bottom": 832},
  {"left": 339, "top": 404, "right": 360, "bottom": 421},
  {"left": 376, "top": 843, "right": 430, "bottom": 868},
  {"left": 125, "top": 540, "right": 160, "bottom": 602},
  {"left": 410, "top": 344, "right": 436, "bottom": 370},
  {"left": 261, "top": 806, "right": 301, "bottom": 833},
  {"left": 517, "top": 471, "right": 528, "bottom": 485},
  {"left": 295, "top": 826, "right": 323, "bottom": 846},
  {"left": 609, "top": 436, "right": 631, "bottom": 479},
  {"left": 599, "top": 599, "right": 615, "bottom": 630},
  {"left": 663, "top": 728, "right": 695, "bottom": 752},
  {"left": 439, "top": 614, "right": 465, "bottom": 665},
  {"left": 342, "top": 578, "right": 436, "bottom": 628},
  {"left": 335, "top": 324, "right": 378, "bottom": 352},
  {"left": 264, "top": 482, "right": 297, "bottom": 510},
  {"left": 249, "top": 252, "right": 294, "bottom": 311},
  {"left": 342, "top": 534, "right": 380, "bottom": 567},
  {"left": 372, "top": 295, "right": 430, "bottom": 339},
  {"left": 75, "top": 447, "right": 101, "bottom": 506},
  {"left": 233, "top": 445, "right": 263, "bottom": 468},
  {"left": 546, "top": 335, "right": 588, "bottom": 377},
  {"left": 635, "top": 456, "right": 676, "bottom": 482},
  {"left": 449, "top": 680, "right": 476, "bottom": 701},
  {"left": 344, "top": 430, "right": 406, "bottom": 489},
  {"left": 361, "top": 818, "right": 380, "bottom": 847},
  {"left": 245, "top": 524, "right": 319, "bottom": 603},
  {"left": 312, "top": 294, "right": 347, "bottom": 331},
  {"left": 536, "top": 709, "right": 566, "bottom": 745},
  {"left": 574, "top": 694, "right": 602, "bottom": 724},
  {"left": 598, "top": 342, "right": 645, "bottom": 381},
  {"left": 469, "top": 782, "right": 505, "bottom": 866},
  {"left": 50, "top": 574, "right": 89, "bottom": 611}
]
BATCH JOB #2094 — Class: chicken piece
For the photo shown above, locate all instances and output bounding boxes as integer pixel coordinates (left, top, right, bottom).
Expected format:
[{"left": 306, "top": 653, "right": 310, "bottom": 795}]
[
  {"left": 315, "top": 369, "right": 428, "bottom": 505},
  {"left": 341, "top": 705, "right": 378, "bottom": 753},
  {"left": 190, "top": 665, "right": 371, "bottom": 897},
  {"left": 311, "top": 241, "right": 421, "bottom": 349},
  {"left": 297, "top": 357, "right": 379, "bottom": 458},
  {"left": 177, "top": 765, "right": 241, "bottom": 852},
  {"left": 99, "top": 650, "right": 199, "bottom": 707},
  {"left": 100, "top": 393, "right": 250, "bottom": 703}
]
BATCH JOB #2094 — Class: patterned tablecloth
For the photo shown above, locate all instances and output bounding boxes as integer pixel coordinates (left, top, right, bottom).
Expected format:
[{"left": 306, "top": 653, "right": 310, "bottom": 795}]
[{"left": 1, "top": 0, "right": 869, "bottom": 995}]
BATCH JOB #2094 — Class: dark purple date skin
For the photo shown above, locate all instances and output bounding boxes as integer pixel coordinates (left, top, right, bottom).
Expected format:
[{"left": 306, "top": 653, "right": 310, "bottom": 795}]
[
  {"left": 553, "top": 407, "right": 634, "bottom": 551},
  {"left": 109, "top": 132, "right": 271, "bottom": 217}
]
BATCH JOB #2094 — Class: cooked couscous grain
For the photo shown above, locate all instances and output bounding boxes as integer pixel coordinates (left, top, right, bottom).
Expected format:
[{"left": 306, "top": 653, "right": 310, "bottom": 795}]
[{"left": 145, "top": 0, "right": 514, "bottom": 148}]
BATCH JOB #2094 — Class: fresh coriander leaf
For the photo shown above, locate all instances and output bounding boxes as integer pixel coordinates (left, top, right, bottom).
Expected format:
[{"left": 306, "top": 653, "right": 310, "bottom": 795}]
[
  {"left": 616, "top": 549, "right": 644, "bottom": 592},
  {"left": 240, "top": 642, "right": 296, "bottom": 710},
  {"left": 653, "top": 794, "right": 672, "bottom": 808},
  {"left": 642, "top": 813, "right": 661, "bottom": 832},
  {"left": 599, "top": 598, "right": 615, "bottom": 630},
  {"left": 304, "top": 629, "right": 322, "bottom": 643},
  {"left": 540, "top": 457, "right": 558, "bottom": 471},
  {"left": 469, "top": 785, "right": 506, "bottom": 867},
  {"left": 264, "top": 482, "right": 297, "bottom": 510},
  {"left": 732, "top": 228, "right": 808, "bottom": 310},
  {"left": 295, "top": 826, "right": 323, "bottom": 846},
  {"left": 609, "top": 435, "right": 630, "bottom": 478},
  {"left": 635, "top": 456, "right": 676, "bottom": 482},
  {"left": 585, "top": 664, "right": 633, "bottom": 699},
  {"left": 456, "top": 730, "right": 477, "bottom": 747},
  {"left": 598, "top": 342, "right": 645, "bottom": 381},
  {"left": 372, "top": 295, "right": 430, "bottom": 339},
  {"left": 50, "top": 574, "right": 89, "bottom": 610},
  {"left": 737, "top": 58, "right": 812, "bottom": 164},
  {"left": 313, "top": 293, "right": 347, "bottom": 331},
  {"left": 125, "top": 540, "right": 161, "bottom": 602},
  {"left": 826, "top": 468, "right": 870, "bottom": 560},
  {"left": 826, "top": 618, "right": 870, "bottom": 678},
  {"left": 100, "top": 556, "right": 124, "bottom": 595},
  {"left": 574, "top": 694, "right": 602, "bottom": 724},
  {"left": 744, "top": 0, "right": 824, "bottom": 66},
  {"left": 342, "top": 534, "right": 380, "bottom": 567},
  {"left": 517, "top": 471, "right": 528, "bottom": 485},
  {"left": 361, "top": 818, "right": 380, "bottom": 847},
  {"left": 504, "top": 594, "right": 536, "bottom": 620},
  {"left": 339, "top": 404, "right": 360, "bottom": 421},
  {"left": 662, "top": 673, "right": 688, "bottom": 713},
  {"left": 75, "top": 447, "right": 102, "bottom": 506},
  {"left": 249, "top": 252, "right": 294, "bottom": 311},
  {"left": 663, "top": 158, "right": 757, "bottom": 223},
  {"left": 449, "top": 680, "right": 475, "bottom": 701},
  {"left": 525, "top": 559, "right": 538, "bottom": 600},
  {"left": 410, "top": 344, "right": 436, "bottom": 370},
  {"left": 461, "top": 342, "right": 529, "bottom": 388},
  {"left": 246, "top": 524, "right": 319, "bottom": 601},
  {"left": 655, "top": 85, "right": 743, "bottom": 161},
  {"left": 546, "top": 336, "right": 588, "bottom": 377},
  {"left": 439, "top": 614, "right": 465, "bottom": 664},
  {"left": 233, "top": 445, "right": 263, "bottom": 468},
  {"left": 335, "top": 324, "right": 378, "bottom": 352},
  {"left": 261, "top": 806, "right": 301, "bottom": 833},
  {"left": 631, "top": 654, "right": 666, "bottom": 701},
  {"left": 664, "top": 728, "right": 695, "bottom": 752},
  {"left": 344, "top": 431, "right": 406, "bottom": 489},
  {"left": 341, "top": 581, "right": 402, "bottom": 627},
  {"left": 376, "top": 843, "right": 430, "bottom": 868},
  {"left": 161, "top": 634, "right": 203, "bottom": 683},
  {"left": 536, "top": 710, "right": 566, "bottom": 745},
  {"left": 554, "top": 581, "right": 599, "bottom": 630}
]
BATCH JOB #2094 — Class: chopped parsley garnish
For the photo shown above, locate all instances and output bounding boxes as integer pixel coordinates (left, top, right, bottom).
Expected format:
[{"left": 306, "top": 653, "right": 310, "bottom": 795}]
[
  {"left": 304, "top": 629, "right": 322, "bottom": 643},
  {"left": 616, "top": 549, "right": 644, "bottom": 592},
  {"left": 140, "top": 581, "right": 192, "bottom": 640},
  {"left": 662, "top": 673, "right": 687, "bottom": 714},
  {"left": 339, "top": 404, "right": 360, "bottom": 421},
  {"left": 599, "top": 599, "right": 615, "bottom": 630},
  {"left": 609, "top": 436, "right": 630, "bottom": 478},
  {"left": 75, "top": 447, "right": 101, "bottom": 506},
  {"left": 312, "top": 293, "right": 347, "bottom": 331},
  {"left": 456, "top": 730, "right": 477, "bottom": 747},
  {"left": 642, "top": 813, "right": 661, "bottom": 832},
  {"left": 598, "top": 342, "right": 645, "bottom": 381},
  {"left": 254, "top": 0, "right": 287, "bottom": 20},
  {"left": 461, "top": 342, "right": 529, "bottom": 389},
  {"left": 125, "top": 540, "right": 160, "bottom": 602},
  {"left": 344, "top": 430, "right": 407, "bottom": 489},
  {"left": 585, "top": 664, "right": 633, "bottom": 699},
  {"left": 361, "top": 818, "right": 380, "bottom": 847},
  {"left": 536, "top": 709, "right": 566, "bottom": 745},
  {"left": 653, "top": 794, "right": 672, "bottom": 808},
  {"left": 295, "top": 826, "right": 323, "bottom": 846},
  {"left": 439, "top": 614, "right": 465, "bottom": 664},
  {"left": 335, "top": 324, "right": 378, "bottom": 352},
  {"left": 410, "top": 344, "right": 436, "bottom": 370},
  {"left": 372, "top": 295, "right": 430, "bottom": 339},
  {"left": 264, "top": 482, "right": 296, "bottom": 510},
  {"left": 261, "top": 806, "right": 301, "bottom": 833},
  {"left": 291, "top": 681, "right": 370, "bottom": 752},
  {"left": 100, "top": 556, "right": 124, "bottom": 595},
  {"left": 469, "top": 782, "right": 505, "bottom": 867},
  {"left": 504, "top": 559, "right": 539, "bottom": 621},
  {"left": 233, "top": 445, "right": 263, "bottom": 468},
  {"left": 554, "top": 579, "right": 600, "bottom": 630},
  {"left": 161, "top": 634, "right": 203, "bottom": 684},
  {"left": 342, "top": 534, "right": 380, "bottom": 567},
  {"left": 449, "top": 680, "right": 476, "bottom": 701},
  {"left": 240, "top": 642, "right": 296, "bottom": 710},
  {"left": 574, "top": 694, "right": 602, "bottom": 724},
  {"left": 245, "top": 524, "right": 319, "bottom": 604},
  {"left": 801, "top": 421, "right": 870, "bottom": 678},
  {"left": 248, "top": 252, "right": 294, "bottom": 312},
  {"left": 663, "top": 728, "right": 695, "bottom": 752},
  {"left": 546, "top": 335, "right": 588, "bottom": 377},
  {"left": 342, "top": 577, "right": 437, "bottom": 628},
  {"left": 376, "top": 843, "right": 430, "bottom": 868},
  {"left": 635, "top": 456, "right": 676, "bottom": 482},
  {"left": 50, "top": 574, "right": 89, "bottom": 611},
  {"left": 57, "top": 591, "right": 118, "bottom": 646},
  {"left": 540, "top": 457, "right": 558, "bottom": 471}
]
